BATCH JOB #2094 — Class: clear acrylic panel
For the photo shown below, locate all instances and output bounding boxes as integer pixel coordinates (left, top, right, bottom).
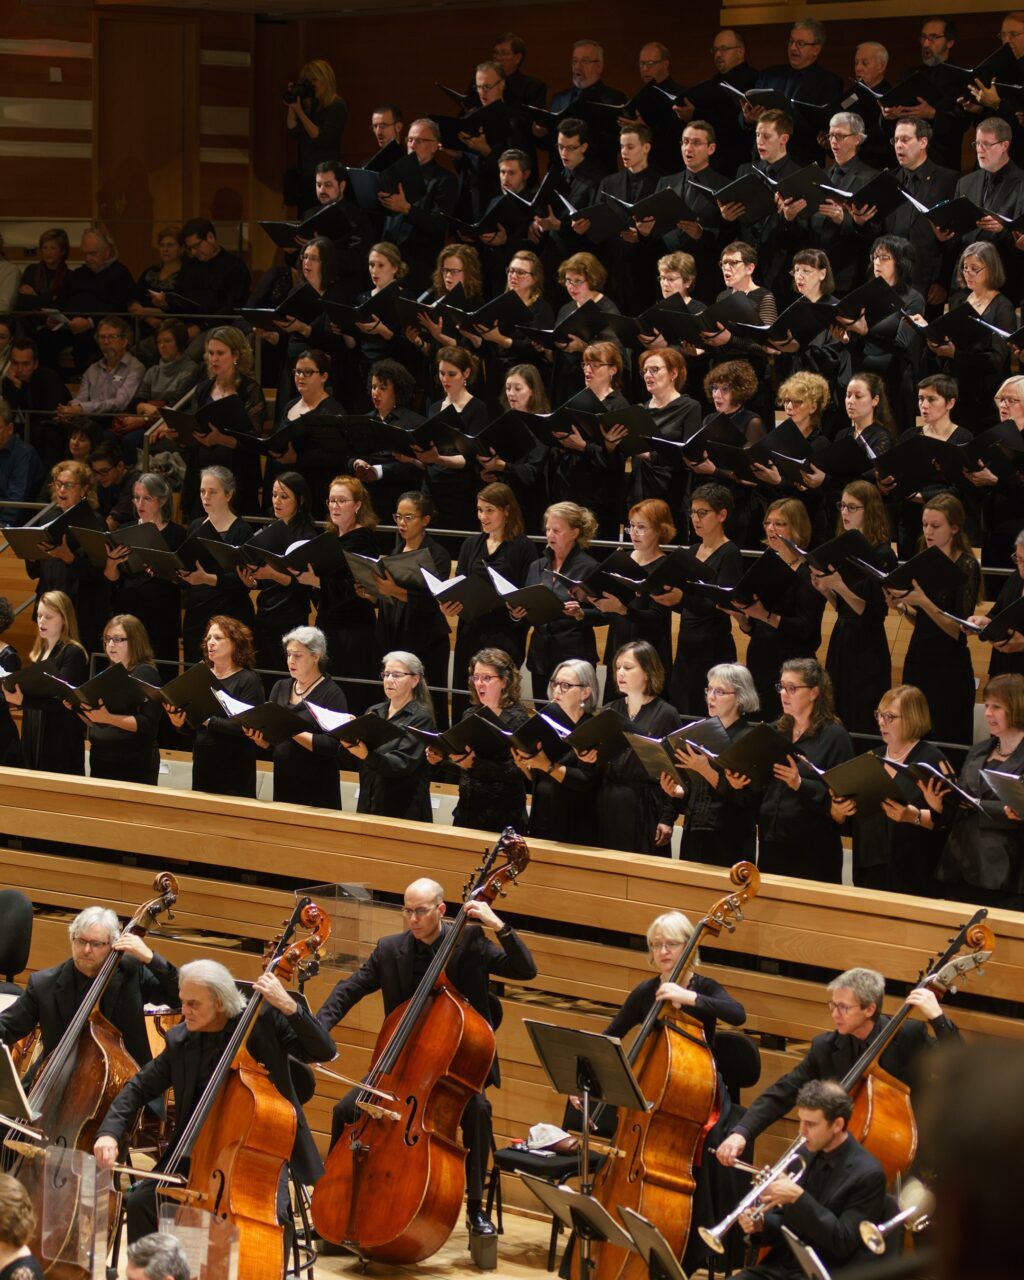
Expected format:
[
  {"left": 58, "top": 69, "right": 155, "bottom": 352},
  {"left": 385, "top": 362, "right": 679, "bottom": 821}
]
[
  {"left": 38, "top": 1145, "right": 111, "bottom": 1278},
  {"left": 293, "top": 881, "right": 374, "bottom": 973},
  {"left": 158, "top": 1203, "right": 239, "bottom": 1280}
]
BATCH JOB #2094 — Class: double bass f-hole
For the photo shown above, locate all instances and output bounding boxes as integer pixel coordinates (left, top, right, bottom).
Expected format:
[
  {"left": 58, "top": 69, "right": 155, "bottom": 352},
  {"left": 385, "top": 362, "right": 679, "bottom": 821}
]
[
  {"left": 210, "top": 1168, "right": 227, "bottom": 1217},
  {"left": 625, "top": 1123, "right": 644, "bottom": 1183},
  {"left": 402, "top": 1095, "right": 420, "bottom": 1147}
]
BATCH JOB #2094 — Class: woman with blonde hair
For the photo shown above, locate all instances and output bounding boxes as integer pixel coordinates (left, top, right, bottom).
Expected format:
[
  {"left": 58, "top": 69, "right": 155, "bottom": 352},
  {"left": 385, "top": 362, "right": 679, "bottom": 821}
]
[
  {"left": 3, "top": 590, "right": 88, "bottom": 775},
  {"left": 286, "top": 60, "right": 348, "bottom": 206},
  {"left": 0, "top": 1171, "right": 41, "bottom": 1280}
]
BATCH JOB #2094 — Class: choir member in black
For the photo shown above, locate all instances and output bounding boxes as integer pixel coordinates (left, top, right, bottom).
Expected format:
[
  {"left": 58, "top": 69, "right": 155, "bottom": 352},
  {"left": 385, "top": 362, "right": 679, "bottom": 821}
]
[
  {"left": 267, "top": 238, "right": 348, "bottom": 415},
  {"left": 767, "top": 250, "right": 849, "bottom": 413},
  {"left": 471, "top": 251, "right": 554, "bottom": 392},
  {"left": 272, "top": 348, "right": 347, "bottom": 514},
  {"left": 659, "top": 663, "right": 760, "bottom": 864},
  {"left": 886, "top": 492, "right": 981, "bottom": 748},
  {"left": 840, "top": 235, "right": 924, "bottom": 428},
  {"left": 520, "top": 502, "right": 601, "bottom": 697},
  {"left": 755, "top": 659, "right": 853, "bottom": 883},
  {"left": 716, "top": 965, "right": 959, "bottom": 1173},
  {"left": 180, "top": 326, "right": 267, "bottom": 520},
  {"left": 299, "top": 475, "right": 378, "bottom": 714},
  {"left": 549, "top": 252, "right": 622, "bottom": 407},
  {"left": 167, "top": 615, "right": 263, "bottom": 799},
  {"left": 849, "top": 684, "right": 952, "bottom": 894},
  {"left": 690, "top": 359, "right": 766, "bottom": 549},
  {"left": 919, "top": 242, "right": 1013, "bottom": 436},
  {"left": 963, "top": 375, "right": 1024, "bottom": 568},
  {"left": 581, "top": 640, "right": 681, "bottom": 856},
  {"left": 969, "top": 527, "right": 1024, "bottom": 678},
  {"left": 624, "top": 348, "right": 700, "bottom": 515},
  {"left": 511, "top": 659, "right": 599, "bottom": 846},
  {"left": 594, "top": 500, "right": 674, "bottom": 687},
  {"left": 237, "top": 471, "right": 316, "bottom": 688},
  {"left": 414, "top": 346, "right": 487, "bottom": 536},
  {"left": 103, "top": 472, "right": 184, "bottom": 667},
  {"left": 244, "top": 626, "right": 346, "bottom": 811},
  {"left": 655, "top": 483, "right": 743, "bottom": 716},
  {"left": 0, "top": 597, "right": 21, "bottom": 767},
  {"left": 426, "top": 647, "right": 530, "bottom": 833},
  {"left": 550, "top": 341, "right": 630, "bottom": 539},
  {"left": 732, "top": 499, "right": 824, "bottom": 720},
  {"left": 179, "top": 466, "right": 254, "bottom": 665},
  {"left": 404, "top": 244, "right": 484, "bottom": 359},
  {"left": 346, "top": 359, "right": 423, "bottom": 536},
  {"left": 339, "top": 242, "right": 413, "bottom": 402},
  {"left": 94, "top": 957, "right": 334, "bottom": 1242},
  {"left": 446, "top": 482, "right": 534, "bottom": 720},
  {"left": 79, "top": 614, "right": 161, "bottom": 785},
  {"left": 3, "top": 591, "right": 87, "bottom": 776},
  {"left": 749, "top": 372, "right": 831, "bottom": 543},
  {"left": 342, "top": 650, "right": 435, "bottom": 822},
  {"left": 479, "top": 363, "right": 550, "bottom": 530},
  {"left": 934, "top": 673, "right": 1024, "bottom": 911},
  {"left": 0, "top": 1174, "right": 43, "bottom": 1280},
  {"left": 813, "top": 481, "right": 896, "bottom": 736},
  {"left": 833, "top": 372, "right": 894, "bottom": 469},
  {"left": 27, "top": 460, "right": 109, "bottom": 661},
  {"left": 315, "top": 876, "right": 537, "bottom": 1234}
]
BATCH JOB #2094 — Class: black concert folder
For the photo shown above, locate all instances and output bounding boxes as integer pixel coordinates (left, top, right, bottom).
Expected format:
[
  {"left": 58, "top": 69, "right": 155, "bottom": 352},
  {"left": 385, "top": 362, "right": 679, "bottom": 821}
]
[
  {"left": 528, "top": 168, "right": 569, "bottom": 217},
  {"left": 624, "top": 730, "right": 685, "bottom": 784},
  {"left": 322, "top": 711, "right": 406, "bottom": 750},
  {"left": 943, "top": 592, "right": 1024, "bottom": 643},
  {"left": 2, "top": 501, "right": 105, "bottom": 560},
  {"left": 849, "top": 544, "right": 968, "bottom": 596},
  {"left": 516, "top": 299, "right": 609, "bottom": 348},
  {"left": 626, "top": 716, "right": 732, "bottom": 785},
  {"left": 223, "top": 699, "right": 310, "bottom": 745},
  {"left": 246, "top": 531, "right": 348, "bottom": 577},
  {"left": 65, "top": 662, "right": 149, "bottom": 715},
  {"left": 2, "top": 661, "right": 75, "bottom": 700},
  {"left": 440, "top": 290, "right": 533, "bottom": 337},
  {"left": 468, "top": 410, "right": 544, "bottom": 464},
  {"left": 486, "top": 567, "right": 565, "bottom": 625},
  {"left": 345, "top": 154, "right": 426, "bottom": 213},
  {"left": 871, "top": 432, "right": 963, "bottom": 496},
  {"left": 913, "top": 304, "right": 994, "bottom": 350},
  {"left": 258, "top": 201, "right": 356, "bottom": 250},
  {"left": 823, "top": 751, "right": 905, "bottom": 817},
  {"left": 876, "top": 64, "right": 970, "bottom": 110},
  {"left": 774, "top": 163, "right": 847, "bottom": 207},
  {"left": 805, "top": 435, "right": 877, "bottom": 479},
  {"left": 434, "top": 101, "right": 512, "bottom": 152},
  {"left": 958, "top": 421, "right": 1024, "bottom": 481},
  {"left": 406, "top": 709, "right": 512, "bottom": 761},
  {"left": 565, "top": 707, "right": 628, "bottom": 761},
  {"left": 714, "top": 721, "right": 795, "bottom": 788},
  {"left": 839, "top": 169, "right": 924, "bottom": 220},
  {"left": 342, "top": 547, "right": 437, "bottom": 599},
  {"left": 801, "top": 529, "right": 879, "bottom": 577},
  {"left": 834, "top": 277, "right": 906, "bottom": 329},
  {"left": 420, "top": 566, "right": 501, "bottom": 623},
  {"left": 68, "top": 521, "right": 168, "bottom": 571},
  {"left": 320, "top": 281, "right": 401, "bottom": 337},
  {"left": 446, "top": 191, "right": 533, "bottom": 240},
  {"left": 923, "top": 197, "right": 993, "bottom": 235},
  {"left": 725, "top": 549, "right": 798, "bottom": 613},
  {"left": 323, "top": 414, "right": 409, "bottom": 456},
  {"left": 130, "top": 530, "right": 214, "bottom": 582},
  {"left": 755, "top": 297, "right": 838, "bottom": 348},
  {"left": 196, "top": 538, "right": 259, "bottom": 572},
  {"left": 156, "top": 407, "right": 208, "bottom": 447},
  {"left": 980, "top": 768, "right": 1024, "bottom": 814},
  {"left": 147, "top": 662, "right": 223, "bottom": 723},
  {"left": 886, "top": 757, "right": 982, "bottom": 811},
  {"left": 507, "top": 712, "right": 572, "bottom": 761},
  {"left": 694, "top": 171, "right": 777, "bottom": 223}
]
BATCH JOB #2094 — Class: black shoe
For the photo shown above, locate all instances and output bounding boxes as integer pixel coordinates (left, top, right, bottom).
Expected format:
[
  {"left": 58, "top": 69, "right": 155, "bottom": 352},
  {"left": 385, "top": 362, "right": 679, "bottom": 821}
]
[{"left": 466, "top": 1209, "right": 497, "bottom": 1237}]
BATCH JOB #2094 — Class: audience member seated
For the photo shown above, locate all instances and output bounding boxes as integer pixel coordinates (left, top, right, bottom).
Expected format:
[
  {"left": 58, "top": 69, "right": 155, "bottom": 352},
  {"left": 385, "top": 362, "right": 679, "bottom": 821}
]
[
  {"left": 0, "top": 237, "right": 19, "bottom": 314},
  {"left": 128, "top": 226, "right": 185, "bottom": 339},
  {"left": 88, "top": 442, "right": 138, "bottom": 531},
  {"left": 53, "top": 226, "right": 136, "bottom": 374},
  {"left": 0, "top": 399, "right": 44, "bottom": 527},
  {"left": 173, "top": 218, "right": 252, "bottom": 348},
  {"left": 46, "top": 316, "right": 142, "bottom": 472},
  {"left": 0, "top": 338, "right": 68, "bottom": 444},
  {"left": 15, "top": 227, "right": 71, "bottom": 317}
]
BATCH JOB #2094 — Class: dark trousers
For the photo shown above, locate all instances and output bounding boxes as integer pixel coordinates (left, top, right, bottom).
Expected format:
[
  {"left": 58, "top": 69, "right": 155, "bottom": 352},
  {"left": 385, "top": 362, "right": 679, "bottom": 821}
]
[{"left": 330, "top": 1087, "right": 493, "bottom": 1201}]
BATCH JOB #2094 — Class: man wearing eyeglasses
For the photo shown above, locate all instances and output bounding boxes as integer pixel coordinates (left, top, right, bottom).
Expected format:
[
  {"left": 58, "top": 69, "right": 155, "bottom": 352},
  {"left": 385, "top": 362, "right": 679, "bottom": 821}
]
[
  {"left": 881, "top": 120, "right": 959, "bottom": 310},
  {"left": 950, "top": 116, "right": 1024, "bottom": 289},
  {"left": 538, "top": 39, "right": 626, "bottom": 173},
  {"left": 0, "top": 904, "right": 178, "bottom": 1089},
  {"left": 672, "top": 29, "right": 756, "bottom": 179},
  {"left": 881, "top": 17, "right": 965, "bottom": 172},
  {"left": 743, "top": 20, "right": 842, "bottom": 165},
  {"left": 317, "top": 877, "right": 536, "bottom": 1237},
  {"left": 715, "top": 965, "right": 959, "bottom": 1171},
  {"left": 809, "top": 112, "right": 878, "bottom": 292}
]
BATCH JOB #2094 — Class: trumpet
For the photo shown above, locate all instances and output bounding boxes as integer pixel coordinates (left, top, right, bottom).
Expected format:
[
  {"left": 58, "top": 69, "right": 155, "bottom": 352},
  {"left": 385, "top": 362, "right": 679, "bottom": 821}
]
[
  {"left": 859, "top": 1178, "right": 934, "bottom": 1255},
  {"left": 699, "top": 1138, "right": 808, "bottom": 1255}
]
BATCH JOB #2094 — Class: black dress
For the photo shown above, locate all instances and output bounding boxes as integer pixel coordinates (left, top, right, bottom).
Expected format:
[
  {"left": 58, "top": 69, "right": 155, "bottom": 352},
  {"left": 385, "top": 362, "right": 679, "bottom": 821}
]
[
  {"left": 547, "top": 386, "right": 631, "bottom": 539},
  {"left": 352, "top": 698, "right": 435, "bottom": 821},
  {"left": 27, "top": 529, "right": 111, "bottom": 664},
  {"left": 669, "top": 540, "right": 743, "bottom": 717},
  {"left": 87, "top": 661, "right": 162, "bottom": 785},
  {"left": 110, "top": 521, "right": 186, "bottom": 665},
  {"left": 939, "top": 291, "right": 1014, "bottom": 435},
  {"left": 18, "top": 641, "right": 89, "bottom": 776},
  {"left": 524, "top": 702, "right": 599, "bottom": 846},
  {"left": 182, "top": 375, "right": 267, "bottom": 519},
  {"left": 758, "top": 719, "right": 854, "bottom": 883},
  {"left": 423, "top": 396, "right": 488, "bottom": 535},
  {"left": 597, "top": 697, "right": 682, "bottom": 856},
  {"left": 986, "top": 570, "right": 1024, "bottom": 679},
  {"left": 522, "top": 544, "right": 601, "bottom": 696},
  {"left": 600, "top": 550, "right": 673, "bottom": 696},
  {"left": 851, "top": 740, "right": 951, "bottom": 894},
  {"left": 902, "top": 552, "right": 981, "bottom": 748},
  {"left": 626, "top": 395, "right": 702, "bottom": 518},
  {"left": 313, "top": 524, "right": 379, "bottom": 714},
  {"left": 698, "top": 407, "right": 768, "bottom": 548},
  {"left": 268, "top": 675, "right": 347, "bottom": 810},
  {"left": 745, "top": 561, "right": 826, "bottom": 720},
  {"left": 180, "top": 516, "right": 256, "bottom": 665},
  {"left": 451, "top": 703, "right": 530, "bottom": 833},
  {"left": 0, "top": 642, "right": 22, "bottom": 766},
  {"left": 676, "top": 717, "right": 759, "bottom": 865},
  {"left": 824, "top": 540, "right": 897, "bottom": 736},
  {"left": 278, "top": 393, "right": 347, "bottom": 512},
  {"left": 248, "top": 516, "right": 317, "bottom": 685},
  {"left": 188, "top": 667, "right": 265, "bottom": 798}
]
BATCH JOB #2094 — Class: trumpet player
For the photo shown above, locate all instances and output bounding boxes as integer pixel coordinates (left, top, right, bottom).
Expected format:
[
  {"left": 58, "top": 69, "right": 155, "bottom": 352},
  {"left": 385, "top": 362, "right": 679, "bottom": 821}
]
[{"left": 731, "top": 1081, "right": 886, "bottom": 1280}]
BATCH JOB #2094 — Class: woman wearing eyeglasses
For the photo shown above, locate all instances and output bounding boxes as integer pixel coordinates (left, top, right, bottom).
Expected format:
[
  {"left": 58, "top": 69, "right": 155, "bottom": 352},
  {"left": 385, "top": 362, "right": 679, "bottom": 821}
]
[
  {"left": 80, "top": 614, "right": 162, "bottom": 785},
  {"left": 755, "top": 659, "right": 853, "bottom": 883},
  {"left": 512, "top": 659, "right": 600, "bottom": 846},
  {"left": 963, "top": 376, "right": 1024, "bottom": 569},
  {"left": 341, "top": 651, "right": 436, "bottom": 822},
  {"left": 473, "top": 252, "right": 554, "bottom": 389},
  {"left": 426, "top": 647, "right": 530, "bottom": 833},
  {"left": 812, "top": 480, "right": 896, "bottom": 736},
  {"left": 659, "top": 663, "right": 760, "bottom": 864},
  {"left": 968, "top": 525, "right": 1024, "bottom": 679},
  {"left": 270, "top": 346, "right": 347, "bottom": 514},
  {"left": 849, "top": 684, "right": 952, "bottom": 894}
]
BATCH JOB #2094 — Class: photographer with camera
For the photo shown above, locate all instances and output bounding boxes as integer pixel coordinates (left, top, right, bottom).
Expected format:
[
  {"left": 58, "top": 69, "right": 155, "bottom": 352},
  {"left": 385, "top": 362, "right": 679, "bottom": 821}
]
[{"left": 285, "top": 59, "right": 348, "bottom": 210}]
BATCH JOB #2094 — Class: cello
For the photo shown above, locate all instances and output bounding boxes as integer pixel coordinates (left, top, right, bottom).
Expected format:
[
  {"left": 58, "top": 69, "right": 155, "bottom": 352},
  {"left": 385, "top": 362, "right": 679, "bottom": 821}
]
[
  {"left": 311, "top": 828, "right": 530, "bottom": 1264},
  {"left": 8, "top": 872, "right": 179, "bottom": 1280},
  {"left": 158, "top": 896, "right": 330, "bottom": 1280},
  {"left": 575, "top": 860, "right": 761, "bottom": 1280}
]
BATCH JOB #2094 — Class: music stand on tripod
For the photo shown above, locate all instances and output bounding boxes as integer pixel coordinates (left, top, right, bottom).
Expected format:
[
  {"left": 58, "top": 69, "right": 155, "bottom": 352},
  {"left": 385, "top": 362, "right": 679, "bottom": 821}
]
[
  {"left": 619, "top": 1206, "right": 689, "bottom": 1279},
  {"left": 523, "top": 1020, "right": 649, "bottom": 1277}
]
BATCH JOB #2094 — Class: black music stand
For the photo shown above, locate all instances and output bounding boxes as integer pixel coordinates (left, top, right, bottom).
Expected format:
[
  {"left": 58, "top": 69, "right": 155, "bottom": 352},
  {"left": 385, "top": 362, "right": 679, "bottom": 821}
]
[
  {"left": 0, "top": 1044, "right": 43, "bottom": 1143},
  {"left": 619, "top": 1206, "right": 689, "bottom": 1280},
  {"left": 520, "top": 1173, "right": 637, "bottom": 1275},
  {"left": 782, "top": 1226, "right": 832, "bottom": 1280},
  {"left": 524, "top": 1020, "right": 649, "bottom": 1278}
]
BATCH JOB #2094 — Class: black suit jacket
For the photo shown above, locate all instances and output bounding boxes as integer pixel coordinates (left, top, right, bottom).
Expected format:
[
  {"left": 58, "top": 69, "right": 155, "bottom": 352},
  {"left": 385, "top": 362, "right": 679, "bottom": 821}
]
[
  {"left": 751, "top": 63, "right": 845, "bottom": 164},
  {"left": 549, "top": 81, "right": 627, "bottom": 172},
  {"left": 96, "top": 1003, "right": 335, "bottom": 1183},
  {"left": 811, "top": 156, "right": 878, "bottom": 290},
  {"left": 757, "top": 1134, "right": 887, "bottom": 1275},
  {"left": 732, "top": 1011, "right": 960, "bottom": 1143},
  {"left": 382, "top": 159, "right": 459, "bottom": 274},
  {"left": 317, "top": 922, "right": 537, "bottom": 1085},
  {"left": 0, "top": 953, "right": 178, "bottom": 1078},
  {"left": 883, "top": 159, "right": 960, "bottom": 295},
  {"left": 953, "top": 162, "right": 1024, "bottom": 279}
]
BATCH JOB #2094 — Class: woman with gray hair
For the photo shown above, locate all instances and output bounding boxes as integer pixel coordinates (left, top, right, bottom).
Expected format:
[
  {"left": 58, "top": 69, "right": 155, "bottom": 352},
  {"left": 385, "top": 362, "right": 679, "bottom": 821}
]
[
  {"left": 244, "top": 624, "right": 347, "bottom": 810},
  {"left": 343, "top": 650, "right": 436, "bottom": 821},
  {"left": 180, "top": 466, "right": 255, "bottom": 663},
  {"left": 104, "top": 471, "right": 187, "bottom": 664},
  {"left": 659, "top": 662, "right": 761, "bottom": 864}
]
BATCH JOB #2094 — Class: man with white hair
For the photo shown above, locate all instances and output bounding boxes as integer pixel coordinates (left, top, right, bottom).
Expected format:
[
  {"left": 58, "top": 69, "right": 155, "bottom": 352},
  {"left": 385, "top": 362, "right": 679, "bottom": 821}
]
[
  {"left": 126, "top": 1232, "right": 190, "bottom": 1280},
  {"left": 94, "top": 957, "right": 335, "bottom": 1242},
  {"left": 811, "top": 111, "right": 878, "bottom": 291},
  {"left": 0, "top": 904, "right": 178, "bottom": 1083},
  {"left": 851, "top": 42, "right": 893, "bottom": 169}
]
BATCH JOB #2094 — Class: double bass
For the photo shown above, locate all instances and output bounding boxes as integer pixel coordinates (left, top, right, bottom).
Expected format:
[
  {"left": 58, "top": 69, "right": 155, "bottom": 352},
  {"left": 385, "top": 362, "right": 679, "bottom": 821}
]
[
  {"left": 312, "top": 828, "right": 530, "bottom": 1263},
  {"left": 574, "top": 861, "right": 760, "bottom": 1280},
  {"left": 158, "top": 897, "right": 331, "bottom": 1280},
  {"left": 8, "top": 872, "right": 179, "bottom": 1280}
]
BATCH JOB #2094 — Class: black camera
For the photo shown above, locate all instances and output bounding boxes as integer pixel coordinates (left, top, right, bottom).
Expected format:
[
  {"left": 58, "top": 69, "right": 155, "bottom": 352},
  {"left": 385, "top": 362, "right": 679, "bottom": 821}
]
[{"left": 283, "top": 78, "right": 314, "bottom": 105}]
